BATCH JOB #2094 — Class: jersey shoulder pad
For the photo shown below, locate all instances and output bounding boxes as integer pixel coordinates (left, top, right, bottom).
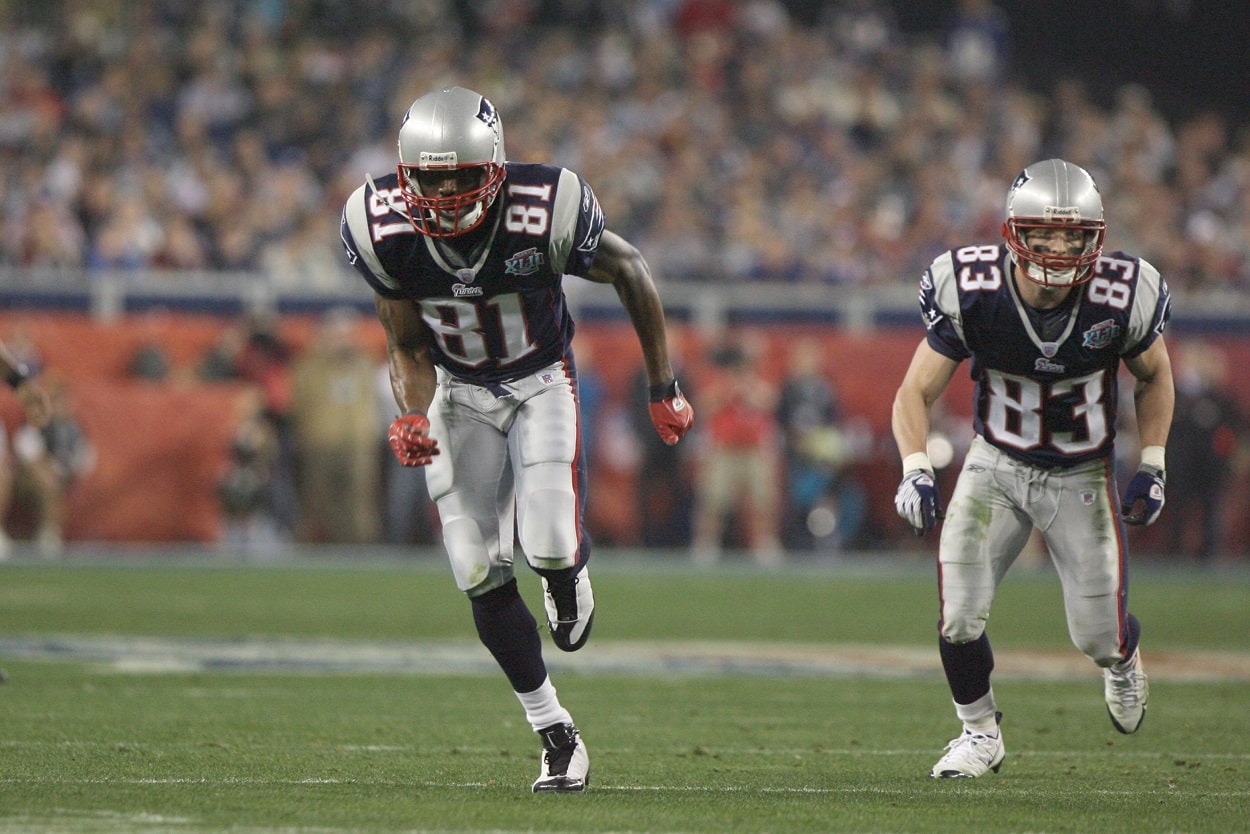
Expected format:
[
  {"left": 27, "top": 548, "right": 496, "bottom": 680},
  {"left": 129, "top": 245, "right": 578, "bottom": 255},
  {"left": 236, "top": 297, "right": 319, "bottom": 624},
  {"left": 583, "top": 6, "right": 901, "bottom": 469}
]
[
  {"left": 1119, "top": 253, "right": 1170, "bottom": 354},
  {"left": 341, "top": 174, "right": 408, "bottom": 296},
  {"left": 505, "top": 163, "right": 604, "bottom": 276},
  {"left": 920, "top": 249, "right": 963, "bottom": 327}
]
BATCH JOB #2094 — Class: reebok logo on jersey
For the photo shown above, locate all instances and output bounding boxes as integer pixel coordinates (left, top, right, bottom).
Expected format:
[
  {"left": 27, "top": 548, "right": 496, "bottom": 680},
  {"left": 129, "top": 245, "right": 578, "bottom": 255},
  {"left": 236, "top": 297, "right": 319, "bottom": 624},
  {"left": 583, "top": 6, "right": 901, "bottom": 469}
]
[
  {"left": 1082, "top": 319, "right": 1120, "bottom": 349},
  {"left": 1034, "top": 357, "right": 1065, "bottom": 374},
  {"left": 452, "top": 283, "right": 483, "bottom": 297}
]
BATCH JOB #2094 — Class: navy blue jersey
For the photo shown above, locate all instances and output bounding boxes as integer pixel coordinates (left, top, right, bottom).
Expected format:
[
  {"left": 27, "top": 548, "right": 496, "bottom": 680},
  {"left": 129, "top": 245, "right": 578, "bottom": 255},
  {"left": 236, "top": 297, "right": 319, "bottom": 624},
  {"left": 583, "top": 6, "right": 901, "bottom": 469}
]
[
  {"left": 921, "top": 244, "right": 1171, "bottom": 468},
  {"left": 340, "top": 162, "right": 605, "bottom": 385}
]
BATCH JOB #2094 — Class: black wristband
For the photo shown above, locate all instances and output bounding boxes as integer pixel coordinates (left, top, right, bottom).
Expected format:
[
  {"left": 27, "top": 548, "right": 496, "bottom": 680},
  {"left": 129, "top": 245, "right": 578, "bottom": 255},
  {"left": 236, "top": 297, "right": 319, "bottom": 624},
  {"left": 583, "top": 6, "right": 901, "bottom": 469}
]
[
  {"left": 5, "top": 365, "right": 28, "bottom": 389},
  {"left": 648, "top": 379, "right": 679, "bottom": 402}
]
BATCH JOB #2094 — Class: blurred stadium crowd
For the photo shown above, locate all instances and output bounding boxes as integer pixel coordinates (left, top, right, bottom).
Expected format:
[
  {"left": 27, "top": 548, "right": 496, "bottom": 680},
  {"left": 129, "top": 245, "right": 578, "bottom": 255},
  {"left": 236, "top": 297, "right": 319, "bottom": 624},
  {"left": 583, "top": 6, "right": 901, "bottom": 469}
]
[
  {"left": 2, "top": 0, "right": 1249, "bottom": 292},
  {"left": 2, "top": 1, "right": 1250, "bottom": 561}
]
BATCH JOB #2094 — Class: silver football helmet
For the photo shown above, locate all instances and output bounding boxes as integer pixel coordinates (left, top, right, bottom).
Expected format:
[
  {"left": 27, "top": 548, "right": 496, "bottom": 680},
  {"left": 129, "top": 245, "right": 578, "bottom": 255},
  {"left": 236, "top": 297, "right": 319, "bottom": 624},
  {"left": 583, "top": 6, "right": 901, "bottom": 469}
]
[
  {"left": 397, "top": 87, "right": 507, "bottom": 237},
  {"left": 1002, "top": 158, "right": 1106, "bottom": 287}
]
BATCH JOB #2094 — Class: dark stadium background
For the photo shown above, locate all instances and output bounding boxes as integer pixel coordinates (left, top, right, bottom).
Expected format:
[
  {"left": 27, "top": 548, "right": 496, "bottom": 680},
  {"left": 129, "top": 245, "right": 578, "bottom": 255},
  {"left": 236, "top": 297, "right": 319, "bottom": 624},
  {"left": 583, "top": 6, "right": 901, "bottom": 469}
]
[{"left": 815, "top": 0, "right": 1250, "bottom": 129}]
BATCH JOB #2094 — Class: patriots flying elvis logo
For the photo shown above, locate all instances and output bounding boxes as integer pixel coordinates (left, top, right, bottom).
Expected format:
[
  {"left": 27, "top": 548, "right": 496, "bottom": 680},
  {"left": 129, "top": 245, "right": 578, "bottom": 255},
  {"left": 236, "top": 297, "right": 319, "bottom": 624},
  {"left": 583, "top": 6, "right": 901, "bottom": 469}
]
[{"left": 477, "top": 97, "right": 499, "bottom": 128}]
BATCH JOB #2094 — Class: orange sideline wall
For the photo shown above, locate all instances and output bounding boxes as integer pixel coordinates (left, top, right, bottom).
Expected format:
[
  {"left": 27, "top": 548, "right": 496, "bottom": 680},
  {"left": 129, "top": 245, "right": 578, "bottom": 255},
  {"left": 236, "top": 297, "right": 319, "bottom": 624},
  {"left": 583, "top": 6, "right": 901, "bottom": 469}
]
[
  {"left": 0, "top": 311, "right": 387, "bottom": 543},
  {"left": 2, "top": 311, "right": 1248, "bottom": 552}
]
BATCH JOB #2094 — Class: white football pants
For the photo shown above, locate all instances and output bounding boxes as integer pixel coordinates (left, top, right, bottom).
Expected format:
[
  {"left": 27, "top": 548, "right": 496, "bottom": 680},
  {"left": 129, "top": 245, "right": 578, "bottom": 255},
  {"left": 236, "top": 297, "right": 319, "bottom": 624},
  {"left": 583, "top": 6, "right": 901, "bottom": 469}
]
[
  {"left": 938, "top": 435, "right": 1134, "bottom": 667},
  {"left": 423, "top": 361, "right": 588, "bottom": 597}
]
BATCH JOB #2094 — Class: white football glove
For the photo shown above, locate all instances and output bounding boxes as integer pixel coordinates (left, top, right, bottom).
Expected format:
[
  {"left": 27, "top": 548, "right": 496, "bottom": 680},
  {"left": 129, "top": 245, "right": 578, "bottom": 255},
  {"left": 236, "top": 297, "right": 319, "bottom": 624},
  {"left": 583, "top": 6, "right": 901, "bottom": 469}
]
[
  {"left": 1121, "top": 464, "right": 1165, "bottom": 526},
  {"left": 895, "top": 468, "right": 944, "bottom": 536}
]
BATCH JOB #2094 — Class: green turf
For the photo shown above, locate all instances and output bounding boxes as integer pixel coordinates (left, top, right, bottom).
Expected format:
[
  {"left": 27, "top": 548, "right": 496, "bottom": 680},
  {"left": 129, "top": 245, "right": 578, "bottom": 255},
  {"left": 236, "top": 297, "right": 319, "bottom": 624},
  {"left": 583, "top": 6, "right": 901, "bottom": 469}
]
[{"left": 1, "top": 553, "right": 1247, "bottom": 833}]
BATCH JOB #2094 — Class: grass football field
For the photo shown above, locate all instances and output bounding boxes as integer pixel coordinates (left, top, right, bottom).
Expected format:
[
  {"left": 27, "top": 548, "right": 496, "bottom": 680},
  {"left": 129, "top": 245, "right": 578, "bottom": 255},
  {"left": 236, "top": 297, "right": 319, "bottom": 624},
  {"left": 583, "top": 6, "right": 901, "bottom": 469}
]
[{"left": 1, "top": 547, "right": 1247, "bottom": 833}]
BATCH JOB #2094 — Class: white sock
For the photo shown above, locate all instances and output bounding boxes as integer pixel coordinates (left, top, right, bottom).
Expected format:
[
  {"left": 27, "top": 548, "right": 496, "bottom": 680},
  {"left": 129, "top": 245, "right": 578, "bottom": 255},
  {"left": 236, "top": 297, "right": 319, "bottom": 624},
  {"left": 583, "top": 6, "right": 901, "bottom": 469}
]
[
  {"left": 515, "top": 677, "right": 573, "bottom": 732},
  {"left": 954, "top": 690, "right": 999, "bottom": 735}
]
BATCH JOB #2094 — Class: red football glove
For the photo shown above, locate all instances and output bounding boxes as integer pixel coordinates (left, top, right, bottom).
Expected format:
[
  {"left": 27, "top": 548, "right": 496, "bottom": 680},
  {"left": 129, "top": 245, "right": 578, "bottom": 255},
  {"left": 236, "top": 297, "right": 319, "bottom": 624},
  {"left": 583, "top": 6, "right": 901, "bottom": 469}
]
[
  {"left": 388, "top": 411, "right": 439, "bottom": 466},
  {"left": 648, "top": 380, "right": 694, "bottom": 445}
]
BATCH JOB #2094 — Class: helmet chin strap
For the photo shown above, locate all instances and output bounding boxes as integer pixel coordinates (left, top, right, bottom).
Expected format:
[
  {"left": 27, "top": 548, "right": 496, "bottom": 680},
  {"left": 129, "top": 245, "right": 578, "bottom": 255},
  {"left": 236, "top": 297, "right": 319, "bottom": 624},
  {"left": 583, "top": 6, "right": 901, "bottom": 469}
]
[
  {"left": 438, "top": 201, "right": 483, "bottom": 233},
  {"left": 1026, "top": 261, "right": 1078, "bottom": 286},
  {"left": 366, "top": 173, "right": 409, "bottom": 219}
]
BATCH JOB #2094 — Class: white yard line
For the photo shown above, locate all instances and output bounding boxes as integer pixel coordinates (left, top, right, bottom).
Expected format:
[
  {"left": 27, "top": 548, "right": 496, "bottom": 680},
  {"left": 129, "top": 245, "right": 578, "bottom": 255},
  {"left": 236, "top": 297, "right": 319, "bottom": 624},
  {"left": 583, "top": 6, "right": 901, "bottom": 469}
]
[{"left": 1, "top": 635, "right": 1247, "bottom": 681}]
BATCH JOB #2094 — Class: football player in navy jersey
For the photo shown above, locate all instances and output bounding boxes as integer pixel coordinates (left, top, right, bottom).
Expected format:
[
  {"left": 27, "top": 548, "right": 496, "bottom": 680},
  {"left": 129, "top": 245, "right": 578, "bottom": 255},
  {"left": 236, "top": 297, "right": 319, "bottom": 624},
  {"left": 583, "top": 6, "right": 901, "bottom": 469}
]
[
  {"left": 891, "top": 159, "right": 1174, "bottom": 778},
  {"left": 340, "top": 87, "right": 693, "bottom": 793}
]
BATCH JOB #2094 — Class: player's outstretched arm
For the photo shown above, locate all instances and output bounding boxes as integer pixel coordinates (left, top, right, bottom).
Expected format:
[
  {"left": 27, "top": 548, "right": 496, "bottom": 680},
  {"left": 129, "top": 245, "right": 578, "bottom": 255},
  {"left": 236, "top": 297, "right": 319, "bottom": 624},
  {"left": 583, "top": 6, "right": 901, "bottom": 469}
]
[
  {"left": 1122, "top": 336, "right": 1174, "bottom": 525},
  {"left": 376, "top": 294, "right": 440, "bottom": 466},
  {"left": 587, "top": 230, "right": 693, "bottom": 444},
  {"left": 892, "top": 340, "right": 958, "bottom": 535}
]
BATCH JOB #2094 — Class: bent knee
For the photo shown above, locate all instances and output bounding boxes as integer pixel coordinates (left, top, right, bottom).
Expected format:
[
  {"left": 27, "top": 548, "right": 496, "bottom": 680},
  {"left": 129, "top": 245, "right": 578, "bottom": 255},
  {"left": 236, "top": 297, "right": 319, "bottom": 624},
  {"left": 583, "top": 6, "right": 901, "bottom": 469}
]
[
  {"left": 518, "top": 487, "right": 579, "bottom": 566},
  {"left": 940, "top": 617, "right": 987, "bottom": 645},
  {"left": 1076, "top": 638, "right": 1122, "bottom": 668}
]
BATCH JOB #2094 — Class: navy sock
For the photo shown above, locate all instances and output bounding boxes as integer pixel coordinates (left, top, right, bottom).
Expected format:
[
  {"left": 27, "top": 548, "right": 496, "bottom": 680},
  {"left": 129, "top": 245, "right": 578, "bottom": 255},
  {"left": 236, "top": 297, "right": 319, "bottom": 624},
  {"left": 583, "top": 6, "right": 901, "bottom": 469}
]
[
  {"left": 940, "top": 632, "right": 995, "bottom": 705},
  {"left": 1122, "top": 612, "right": 1142, "bottom": 659},
  {"left": 470, "top": 579, "right": 547, "bottom": 693}
]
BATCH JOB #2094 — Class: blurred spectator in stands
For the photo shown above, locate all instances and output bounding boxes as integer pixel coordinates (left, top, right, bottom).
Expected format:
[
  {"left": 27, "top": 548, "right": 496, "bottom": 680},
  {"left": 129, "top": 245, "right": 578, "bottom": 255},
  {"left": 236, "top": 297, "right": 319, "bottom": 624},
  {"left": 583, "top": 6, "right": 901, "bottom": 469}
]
[
  {"left": 1165, "top": 342, "right": 1248, "bottom": 563},
  {"left": 0, "top": 0, "right": 1247, "bottom": 298},
  {"left": 210, "top": 217, "right": 263, "bottom": 271},
  {"left": 290, "top": 307, "right": 380, "bottom": 544},
  {"left": 10, "top": 197, "right": 86, "bottom": 268},
  {"left": 4, "top": 373, "right": 93, "bottom": 557},
  {"left": 691, "top": 330, "right": 783, "bottom": 566},
  {"left": 944, "top": 0, "right": 1012, "bottom": 88},
  {"left": 87, "top": 192, "right": 163, "bottom": 270},
  {"left": 153, "top": 212, "right": 211, "bottom": 270},
  {"left": 776, "top": 336, "right": 870, "bottom": 555},
  {"left": 260, "top": 210, "right": 350, "bottom": 294}
]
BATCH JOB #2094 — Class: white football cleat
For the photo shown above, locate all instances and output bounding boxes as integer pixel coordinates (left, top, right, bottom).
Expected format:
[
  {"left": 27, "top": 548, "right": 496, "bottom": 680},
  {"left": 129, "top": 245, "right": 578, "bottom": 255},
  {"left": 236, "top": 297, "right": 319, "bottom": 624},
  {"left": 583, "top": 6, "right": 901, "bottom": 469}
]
[
  {"left": 1104, "top": 649, "right": 1149, "bottom": 734},
  {"left": 930, "top": 712, "right": 1005, "bottom": 778},
  {"left": 542, "top": 569, "right": 594, "bottom": 652},
  {"left": 532, "top": 723, "right": 589, "bottom": 793}
]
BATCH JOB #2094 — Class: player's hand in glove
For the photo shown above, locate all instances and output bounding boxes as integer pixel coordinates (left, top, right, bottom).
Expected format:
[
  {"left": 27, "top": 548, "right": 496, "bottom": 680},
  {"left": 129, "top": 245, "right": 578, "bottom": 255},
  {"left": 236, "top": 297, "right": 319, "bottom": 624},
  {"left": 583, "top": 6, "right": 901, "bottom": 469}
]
[
  {"left": 895, "top": 465, "right": 944, "bottom": 536},
  {"left": 388, "top": 411, "right": 439, "bottom": 467},
  {"left": 1121, "top": 463, "right": 1165, "bottom": 526},
  {"left": 648, "top": 379, "right": 694, "bottom": 445}
]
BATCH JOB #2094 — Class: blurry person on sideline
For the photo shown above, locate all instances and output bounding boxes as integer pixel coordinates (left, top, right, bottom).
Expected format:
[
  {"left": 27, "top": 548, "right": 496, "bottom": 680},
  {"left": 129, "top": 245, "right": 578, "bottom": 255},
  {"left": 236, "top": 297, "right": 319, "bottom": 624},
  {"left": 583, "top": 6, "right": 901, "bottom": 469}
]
[
  {"left": 690, "top": 330, "right": 783, "bottom": 567},
  {"left": 290, "top": 307, "right": 381, "bottom": 544},
  {"left": 5, "top": 374, "right": 93, "bottom": 557}
]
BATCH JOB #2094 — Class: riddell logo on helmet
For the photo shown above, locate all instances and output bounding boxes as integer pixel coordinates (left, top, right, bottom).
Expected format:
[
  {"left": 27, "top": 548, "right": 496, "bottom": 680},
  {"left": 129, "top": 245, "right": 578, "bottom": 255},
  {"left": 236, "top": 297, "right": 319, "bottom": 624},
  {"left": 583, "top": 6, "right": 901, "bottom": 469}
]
[
  {"left": 420, "top": 152, "right": 457, "bottom": 167},
  {"left": 1043, "top": 206, "right": 1082, "bottom": 221}
]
